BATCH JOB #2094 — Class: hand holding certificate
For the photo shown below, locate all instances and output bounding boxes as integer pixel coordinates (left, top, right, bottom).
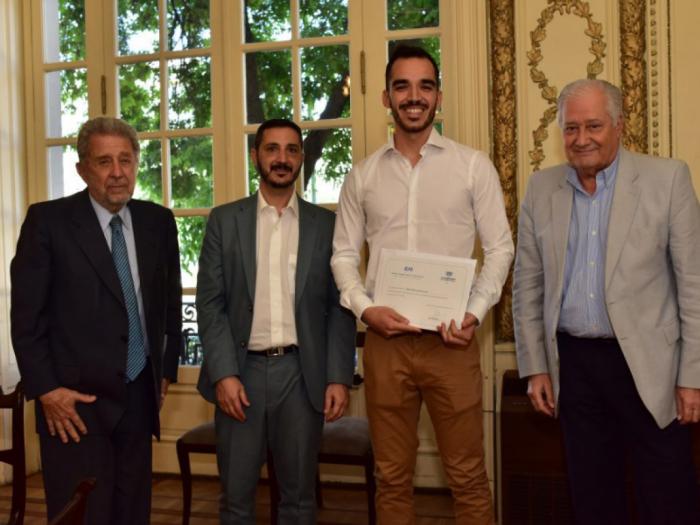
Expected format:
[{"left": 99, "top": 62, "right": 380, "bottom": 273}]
[{"left": 373, "top": 249, "right": 477, "bottom": 331}]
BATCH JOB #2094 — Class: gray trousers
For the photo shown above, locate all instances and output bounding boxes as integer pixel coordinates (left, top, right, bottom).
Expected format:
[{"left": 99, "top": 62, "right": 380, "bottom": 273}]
[{"left": 215, "top": 350, "right": 324, "bottom": 525}]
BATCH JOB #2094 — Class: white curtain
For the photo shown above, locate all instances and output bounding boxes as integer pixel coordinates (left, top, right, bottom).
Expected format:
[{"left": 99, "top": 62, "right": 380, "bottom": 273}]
[{"left": 0, "top": 0, "right": 24, "bottom": 394}]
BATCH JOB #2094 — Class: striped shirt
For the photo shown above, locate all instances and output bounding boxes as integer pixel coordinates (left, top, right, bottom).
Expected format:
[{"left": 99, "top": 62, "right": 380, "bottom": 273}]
[{"left": 557, "top": 153, "right": 620, "bottom": 338}]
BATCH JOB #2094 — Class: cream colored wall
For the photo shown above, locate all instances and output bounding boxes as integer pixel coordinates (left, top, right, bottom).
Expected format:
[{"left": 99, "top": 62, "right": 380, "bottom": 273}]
[{"left": 671, "top": 2, "right": 700, "bottom": 192}]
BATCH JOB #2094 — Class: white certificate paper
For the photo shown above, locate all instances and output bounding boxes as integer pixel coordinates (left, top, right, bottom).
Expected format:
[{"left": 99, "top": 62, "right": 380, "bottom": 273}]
[{"left": 373, "top": 249, "right": 477, "bottom": 331}]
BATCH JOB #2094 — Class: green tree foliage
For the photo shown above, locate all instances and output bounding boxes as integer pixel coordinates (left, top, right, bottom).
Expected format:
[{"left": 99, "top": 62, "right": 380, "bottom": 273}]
[{"left": 57, "top": 0, "right": 439, "bottom": 277}]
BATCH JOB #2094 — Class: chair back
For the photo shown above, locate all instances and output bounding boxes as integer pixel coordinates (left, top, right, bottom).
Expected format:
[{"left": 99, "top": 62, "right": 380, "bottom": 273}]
[
  {"left": 48, "top": 478, "right": 97, "bottom": 525},
  {"left": 0, "top": 382, "right": 25, "bottom": 525}
]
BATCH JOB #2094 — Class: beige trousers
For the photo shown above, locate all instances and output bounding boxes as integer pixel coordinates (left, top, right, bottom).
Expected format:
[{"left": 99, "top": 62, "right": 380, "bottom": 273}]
[{"left": 363, "top": 329, "right": 494, "bottom": 525}]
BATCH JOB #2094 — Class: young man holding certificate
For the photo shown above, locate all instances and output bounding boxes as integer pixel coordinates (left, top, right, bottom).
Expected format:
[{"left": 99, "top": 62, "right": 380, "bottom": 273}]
[{"left": 331, "top": 45, "right": 514, "bottom": 524}]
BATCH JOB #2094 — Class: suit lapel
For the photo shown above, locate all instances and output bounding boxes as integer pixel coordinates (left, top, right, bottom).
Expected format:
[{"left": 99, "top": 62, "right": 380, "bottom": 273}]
[
  {"left": 295, "top": 198, "right": 318, "bottom": 307},
  {"left": 71, "top": 190, "right": 124, "bottom": 306},
  {"left": 551, "top": 175, "right": 574, "bottom": 282},
  {"left": 605, "top": 149, "right": 640, "bottom": 291},
  {"left": 236, "top": 196, "right": 258, "bottom": 300},
  {"left": 129, "top": 201, "right": 158, "bottom": 314}
]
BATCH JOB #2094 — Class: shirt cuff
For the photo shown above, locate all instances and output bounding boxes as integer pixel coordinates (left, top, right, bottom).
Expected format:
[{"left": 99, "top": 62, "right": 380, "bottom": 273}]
[
  {"left": 466, "top": 294, "right": 490, "bottom": 325},
  {"left": 353, "top": 294, "right": 375, "bottom": 323}
]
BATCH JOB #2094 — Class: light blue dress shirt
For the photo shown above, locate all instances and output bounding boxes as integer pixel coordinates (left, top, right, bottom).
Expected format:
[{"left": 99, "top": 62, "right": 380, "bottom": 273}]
[{"left": 557, "top": 153, "right": 620, "bottom": 338}]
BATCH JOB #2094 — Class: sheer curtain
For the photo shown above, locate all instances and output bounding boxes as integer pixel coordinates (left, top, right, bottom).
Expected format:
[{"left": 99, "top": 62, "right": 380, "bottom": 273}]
[{"left": 0, "top": 0, "right": 26, "bottom": 484}]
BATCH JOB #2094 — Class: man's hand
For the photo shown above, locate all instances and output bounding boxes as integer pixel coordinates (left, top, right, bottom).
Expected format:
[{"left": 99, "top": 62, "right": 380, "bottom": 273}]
[
  {"left": 216, "top": 376, "right": 250, "bottom": 422},
  {"left": 324, "top": 383, "right": 349, "bottom": 422},
  {"left": 159, "top": 378, "right": 171, "bottom": 411},
  {"left": 676, "top": 386, "right": 700, "bottom": 424},
  {"left": 437, "top": 312, "right": 478, "bottom": 347},
  {"left": 39, "top": 387, "right": 97, "bottom": 443},
  {"left": 361, "top": 306, "right": 421, "bottom": 338},
  {"left": 527, "top": 373, "right": 555, "bottom": 417}
]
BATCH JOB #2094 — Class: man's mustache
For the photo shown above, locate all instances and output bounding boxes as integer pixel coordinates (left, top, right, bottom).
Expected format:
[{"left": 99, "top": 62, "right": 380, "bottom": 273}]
[
  {"left": 270, "top": 162, "right": 293, "bottom": 172},
  {"left": 399, "top": 100, "right": 429, "bottom": 110}
]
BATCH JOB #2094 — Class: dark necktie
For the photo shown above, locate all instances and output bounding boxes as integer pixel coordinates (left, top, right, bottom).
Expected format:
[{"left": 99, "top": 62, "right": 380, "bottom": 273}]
[{"left": 110, "top": 215, "right": 146, "bottom": 382}]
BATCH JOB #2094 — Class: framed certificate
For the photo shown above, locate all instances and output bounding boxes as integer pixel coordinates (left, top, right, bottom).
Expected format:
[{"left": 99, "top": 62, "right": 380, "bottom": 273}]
[{"left": 373, "top": 249, "right": 477, "bottom": 331}]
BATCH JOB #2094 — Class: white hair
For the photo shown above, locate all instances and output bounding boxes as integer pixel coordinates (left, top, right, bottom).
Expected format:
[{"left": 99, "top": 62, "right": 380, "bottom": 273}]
[{"left": 557, "top": 79, "right": 623, "bottom": 127}]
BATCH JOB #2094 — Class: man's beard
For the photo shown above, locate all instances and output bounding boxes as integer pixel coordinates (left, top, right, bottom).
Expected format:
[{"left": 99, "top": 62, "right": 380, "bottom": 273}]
[
  {"left": 257, "top": 161, "right": 301, "bottom": 189},
  {"left": 390, "top": 99, "right": 438, "bottom": 134}
]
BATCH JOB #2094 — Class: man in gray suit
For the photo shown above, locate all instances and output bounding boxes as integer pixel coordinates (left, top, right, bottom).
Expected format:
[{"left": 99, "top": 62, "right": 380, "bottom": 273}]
[
  {"left": 513, "top": 79, "right": 700, "bottom": 524},
  {"left": 196, "top": 118, "right": 356, "bottom": 524}
]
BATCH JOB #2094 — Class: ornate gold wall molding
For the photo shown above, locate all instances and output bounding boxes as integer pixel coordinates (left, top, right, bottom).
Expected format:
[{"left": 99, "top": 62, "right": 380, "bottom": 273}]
[
  {"left": 527, "top": 1, "right": 606, "bottom": 171},
  {"left": 620, "top": 0, "right": 648, "bottom": 152},
  {"left": 489, "top": 0, "right": 517, "bottom": 342},
  {"left": 647, "top": 0, "right": 664, "bottom": 155}
]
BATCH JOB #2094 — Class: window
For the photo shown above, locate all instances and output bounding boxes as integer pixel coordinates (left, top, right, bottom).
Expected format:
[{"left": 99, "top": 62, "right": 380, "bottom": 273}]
[{"left": 25, "top": 0, "right": 448, "bottom": 364}]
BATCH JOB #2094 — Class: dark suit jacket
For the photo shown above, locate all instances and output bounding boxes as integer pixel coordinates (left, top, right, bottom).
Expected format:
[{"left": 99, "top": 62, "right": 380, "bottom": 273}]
[
  {"left": 196, "top": 194, "right": 356, "bottom": 412},
  {"left": 10, "top": 189, "right": 183, "bottom": 438}
]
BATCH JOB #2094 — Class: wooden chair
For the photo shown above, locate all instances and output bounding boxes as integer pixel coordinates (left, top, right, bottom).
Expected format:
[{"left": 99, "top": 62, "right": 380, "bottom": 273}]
[
  {"left": 48, "top": 478, "right": 96, "bottom": 525},
  {"left": 0, "top": 382, "right": 25, "bottom": 525},
  {"left": 314, "top": 415, "right": 375, "bottom": 525},
  {"left": 175, "top": 421, "right": 217, "bottom": 525}
]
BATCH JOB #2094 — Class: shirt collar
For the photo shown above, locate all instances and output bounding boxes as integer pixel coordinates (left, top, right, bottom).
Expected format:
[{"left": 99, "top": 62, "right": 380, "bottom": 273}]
[
  {"left": 566, "top": 147, "right": 621, "bottom": 195},
  {"left": 385, "top": 127, "right": 447, "bottom": 158},
  {"left": 256, "top": 190, "right": 299, "bottom": 217},
  {"left": 89, "top": 194, "right": 132, "bottom": 232}
]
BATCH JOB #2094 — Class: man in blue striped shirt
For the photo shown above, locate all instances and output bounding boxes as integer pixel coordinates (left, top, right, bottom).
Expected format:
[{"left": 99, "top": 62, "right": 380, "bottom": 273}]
[{"left": 514, "top": 78, "right": 700, "bottom": 524}]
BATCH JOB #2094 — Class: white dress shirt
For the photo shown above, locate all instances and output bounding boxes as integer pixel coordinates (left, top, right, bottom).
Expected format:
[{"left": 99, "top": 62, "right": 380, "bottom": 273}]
[
  {"left": 331, "top": 129, "right": 514, "bottom": 324},
  {"left": 248, "top": 191, "right": 300, "bottom": 350},
  {"left": 90, "top": 195, "right": 150, "bottom": 353}
]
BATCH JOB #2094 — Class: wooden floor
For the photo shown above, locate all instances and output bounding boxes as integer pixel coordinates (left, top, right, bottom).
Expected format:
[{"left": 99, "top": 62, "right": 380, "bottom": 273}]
[{"left": 0, "top": 472, "right": 457, "bottom": 524}]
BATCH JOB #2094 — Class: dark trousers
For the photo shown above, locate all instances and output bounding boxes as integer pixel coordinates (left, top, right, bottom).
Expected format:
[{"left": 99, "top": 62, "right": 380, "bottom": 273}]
[
  {"left": 215, "top": 351, "right": 324, "bottom": 525},
  {"left": 40, "top": 367, "right": 156, "bottom": 525},
  {"left": 557, "top": 332, "right": 700, "bottom": 525}
]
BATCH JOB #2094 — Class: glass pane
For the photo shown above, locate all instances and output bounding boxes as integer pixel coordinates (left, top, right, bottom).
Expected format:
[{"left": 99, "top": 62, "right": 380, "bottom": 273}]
[
  {"left": 246, "top": 134, "right": 259, "bottom": 195},
  {"left": 387, "top": 0, "right": 439, "bottom": 30},
  {"left": 245, "top": 50, "right": 292, "bottom": 123},
  {"left": 45, "top": 68, "right": 88, "bottom": 138},
  {"left": 118, "top": 0, "right": 159, "bottom": 55},
  {"left": 133, "top": 139, "right": 163, "bottom": 203},
  {"left": 47, "top": 145, "right": 83, "bottom": 199},
  {"left": 176, "top": 216, "right": 207, "bottom": 289},
  {"left": 168, "top": 0, "right": 211, "bottom": 50},
  {"left": 119, "top": 61, "right": 161, "bottom": 131},
  {"left": 300, "top": 0, "right": 348, "bottom": 38},
  {"left": 181, "top": 294, "right": 202, "bottom": 365},
  {"left": 302, "top": 127, "right": 351, "bottom": 204},
  {"left": 171, "top": 136, "right": 213, "bottom": 208},
  {"left": 301, "top": 45, "right": 350, "bottom": 121},
  {"left": 43, "top": 0, "right": 86, "bottom": 62},
  {"left": 244, "top": 0, "right": 291, "bottom": 43},
  {"left": 388, "top": 37, "right": 441, "bottom": 70},
  {"left": 169, "top": 57, "right": 212, "bottom": 129}
]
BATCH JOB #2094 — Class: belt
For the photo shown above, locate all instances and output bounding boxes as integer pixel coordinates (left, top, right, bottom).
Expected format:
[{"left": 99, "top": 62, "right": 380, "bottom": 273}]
[
  {"left": 247, "top": 344, "right": 298, "bottom": 357},
  {"left": 557, "top": 331, "right": 617, "bottom": 343}
]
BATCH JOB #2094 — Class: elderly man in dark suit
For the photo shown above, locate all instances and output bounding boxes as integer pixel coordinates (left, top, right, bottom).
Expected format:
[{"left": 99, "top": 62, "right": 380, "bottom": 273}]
[
  {"left": 196, "top": 118, "right": 356, "bottom": 524},
  {"left": 10, "top": 116, "right": 182, "bottom": 525}
]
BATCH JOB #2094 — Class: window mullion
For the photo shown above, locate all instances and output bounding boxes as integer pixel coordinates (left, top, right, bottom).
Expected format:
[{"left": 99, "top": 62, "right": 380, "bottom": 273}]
[
  {"left": 84, "top": 0, "right": 107, "bottom": 117},
  {"left": 159, "top": 0, "right": 171, "bottom": 208}
]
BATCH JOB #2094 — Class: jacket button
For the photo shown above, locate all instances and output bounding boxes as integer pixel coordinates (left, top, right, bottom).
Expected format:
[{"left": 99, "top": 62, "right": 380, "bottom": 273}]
[
  {"left": 121, "top": 335, "right": 128, "bottom": 343},
  {"left": 248, "top": 304, "right": 253, "bottom": 312},
  {"left": 240, "top": 341, "right": 246, "bottom": 348}
]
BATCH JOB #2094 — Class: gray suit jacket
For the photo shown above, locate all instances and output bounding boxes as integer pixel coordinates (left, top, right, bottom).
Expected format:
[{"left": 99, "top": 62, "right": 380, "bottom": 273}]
[
  {"left": 196, "top": 194, "right": 356, "bottom": 412},
  {"left": 513, "top": 148, "right": 700, "bottom": 427}
]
